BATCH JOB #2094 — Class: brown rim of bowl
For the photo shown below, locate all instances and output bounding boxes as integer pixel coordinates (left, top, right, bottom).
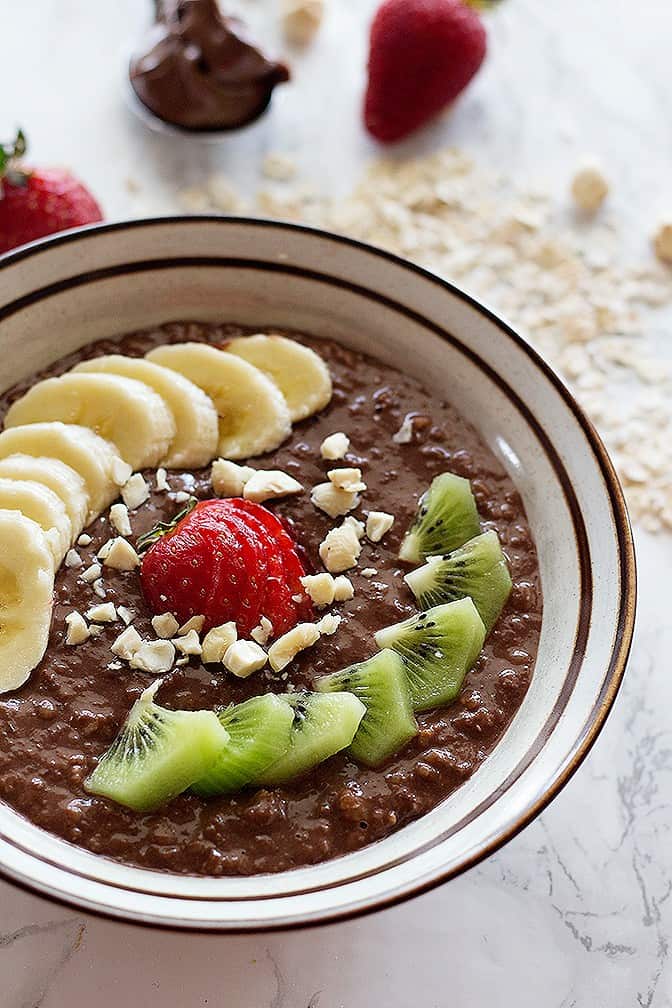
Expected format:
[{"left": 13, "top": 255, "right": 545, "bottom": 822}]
[{"left": 0, "top": 218, "right": 637, "bottom": 932}]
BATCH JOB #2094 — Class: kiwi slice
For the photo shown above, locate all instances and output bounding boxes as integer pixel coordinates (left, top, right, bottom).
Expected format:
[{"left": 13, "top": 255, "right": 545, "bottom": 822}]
[
  {"left": 84, "top": 680, "right": 230, "bottom": 812},
  {"left": 405, "top": 530, "right": 513, "bottom": 633},
  {"left": 192, "top": 694, "right": 295, "bottom": 798},
  {"left": 374, "top": 599, "right": 486, "bottom": 713},
  {"left": 315, "top": 649, "right": 417, "bottom": 767},
  {"left": 254, "top": 691, "right": 365, "bottom": 786},
  {"left": 399, "top": 472, "right": 480, "bottom": 563}
]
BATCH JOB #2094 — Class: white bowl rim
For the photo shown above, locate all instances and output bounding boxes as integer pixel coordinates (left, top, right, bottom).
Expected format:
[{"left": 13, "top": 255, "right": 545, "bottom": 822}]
[{"left": 0, "top": 217, "right": 637, "bottom": 931}]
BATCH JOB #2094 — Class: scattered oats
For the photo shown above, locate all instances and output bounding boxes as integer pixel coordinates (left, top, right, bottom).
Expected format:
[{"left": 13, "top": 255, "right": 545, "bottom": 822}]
[
  {"left": 111, "top": 457, "right": 133, "bottom": 487},
  {"left": 311, "top": 481, "right": 360, "bottom": 518},
  {"left": 103, "top": 537, "right": 140, "bottom": 571},
  {"left": 80, "top": 562, "right": 101, "bottom": 584},
  {"left": 571, "top": 162, "right": 609, "bottom": 212},
  {"left": 317, "top": 612, "right": 341, "bottom": 636},
  {"left": 86, "top": 602, "right": 117, "bottom": 623},
  {"left": 202, "top": 622, "right": 238, "bottom": 663},
  {"left": 268, "top": 623, "right": 321, "bottom": 672},
  {"left": 211, "top": 459, "right": 255, "bottom": 497},
  {"left": 392, "top": 414, "right": 415, "bottom": 444},
  {"left": 173, "top": 629, "right": 202, "bottom": 657},
  {"left": 130, "top": 639, "right": 176, "bottom": 674},
  {"left": 262, "top": 152, "right": 297, "bottom": 181},
  {"left": 172, "top": 490, "right": 190, "bottom": 504},
  {"left": 77, "top": 533, "right": 92, "bottom": 547},
  {"left": 301, "top": 572, "right": 336, "bottom": 607},
  {"left": 243, "top": 469, "right": 304, "bottom": 503},
  {"left": 117, "top": 606, "right": 134, "bottom": 626},
  {"left": 250, "top": 616, "right": 273, "bottom": 646},
  {"left": 65, "top": 611, "right": 89, "bottom": 646},
  {"left": 361, "top": 567, "right": 378, "bottom": 578},
  {"left": 178, "top": 614, "right": 205, "bottom": 635},
  {"left": 93, "top": 579, "right": 107, "bottom": 599},
  {"left": 64, "top": 548, "right": 82, "bottom": 568},
  {"left": 223, "top": 639, "right": 268, "bottom": 678},
  {"left": 282, "top": 0, "right": 324, "bottom": 45},
  {"left": 121, "top": 473, "right": 150, "bottom": 510},
  {"left": 155, "top": 467, "right": 170, "bottom": 492},
  {"left": 327, "top": 467, "right": 367, "bottom": 493},
  {"left": 366, "top": 511, "right": 395, "bottom": 542},
  {"left": 320, "top": 432, "right": 350, "bottom": 460},
  {"left": 111, "top": 625, "right": 143, "bottom": 661},
  {"left": 152, "top": 613, "right": 180, "bottom": 638},
  {"left": 110, "top": 502, "right": 132, "bottom": 536},
  {"left": 653, "top": 222, "right": 672, "bottom": 265},
  {"left": 333, "top": 575, "right": 355, "bottom": 601}
]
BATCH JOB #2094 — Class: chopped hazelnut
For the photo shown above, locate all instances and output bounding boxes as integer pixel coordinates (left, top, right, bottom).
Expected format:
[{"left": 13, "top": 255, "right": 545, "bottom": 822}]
[
  {"left": 202, "top": 622, "right": 238, "bottom": 663},
  {"left": 151, "top": 613, "right": 180, "bottom": 639},
  {"left": 300, "top": 572, "right": 336, "bottom": 607},
  {"left": 223, "top": 640, "right": 267, "bottom": 678},
  {"left": 268, "top": 623, "right": 321, "bottom": 672},
  {"left": 211, "top": 459, "right": 255, "bottom": 497},
  {"left": 319, "top": 520, "right": 363, "bottom": 573},
  {"left": 571, "top": 163, "right": 609, "bottom": 212},
  {"left": 178, "top": 615, "right": 205, "bottom": 635},
  {"left": 103, "top": 537, "right": 140, "bottom": 571},
  {"left": 366, "top": 511, "right": 395, "bottom": 542},
  {"left": 311, "top": 482, "right": 360, "bottom": 518},
  {"left": 111, "top": 625, "right": 143, "bottom": 661},
  {"left": 86, "top": 602, "right": 117, "bottom": 623},
  {"left": 121, "top": 473, "right": 150, "bottom": 510},
  {"left": 333, "top": 575, "right": 355, "bottom": 601},
  {"left": 327, "top": 467, "right": 367, "bottom": 493},
  {"left": 320, "top": 432, "right": 350, "bottom": 460},
  {"left": 130, "top": 640, "right": 176, "bottom": 674},
  {"left": 64, "top": 611, "right": 89, "bottom": 646},
  {"left": 243, "top": 469, "right": 303, "bottom": 503},
  {"left": 110, "top": 503, "right": 132, "bottom": 537}
]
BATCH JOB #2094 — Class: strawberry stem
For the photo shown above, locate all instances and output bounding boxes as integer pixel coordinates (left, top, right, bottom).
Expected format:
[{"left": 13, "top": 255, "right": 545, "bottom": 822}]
[
  {"left": 0, "top": 128, "right": 30, "bottom": 194},
  {"left": 137, "top": 497, "right": 198, "bottom": 554},
  {"left": 462, "top": 0, "right": 505, "bottom": 9}
]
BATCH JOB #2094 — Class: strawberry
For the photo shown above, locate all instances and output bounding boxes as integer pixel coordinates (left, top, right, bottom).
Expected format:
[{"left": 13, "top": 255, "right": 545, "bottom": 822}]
[
  {"left": 140, "top": 499, "right": 312, "bottom": 639},
  {"left": 364, "top": 0, "right": 487, "bottom": 143},
  {"left": 0, "top": 129, "right": 103, "bottom": 255}
]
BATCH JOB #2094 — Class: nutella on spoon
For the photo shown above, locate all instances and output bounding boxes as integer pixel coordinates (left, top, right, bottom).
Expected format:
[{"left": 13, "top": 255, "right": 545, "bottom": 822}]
[{"left": 129, "top": 0, "right": 290, "bottom": 131}]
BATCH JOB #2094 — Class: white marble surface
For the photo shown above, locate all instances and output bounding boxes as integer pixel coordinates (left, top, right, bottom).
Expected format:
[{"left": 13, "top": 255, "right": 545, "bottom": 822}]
[{"left": 2, "top": 0, "right": 672, "bottom": 1004}]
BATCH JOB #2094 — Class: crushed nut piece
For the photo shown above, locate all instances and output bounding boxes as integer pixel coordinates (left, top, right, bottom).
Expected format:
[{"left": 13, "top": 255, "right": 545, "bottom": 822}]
[
  {"left": 311, "top": 481, "right": 360, "bottom": 518},
  {"left": 361, "top": 567, "right": 378, "bottom": 578},
  {"left": 178, "top": 615, "right": 205, "bottom": 635},
  {"left": 65, "top": 611, "right": 89, "bottom": 646},
  {"left": 64, "top": 548, "right": 82, "bottom": 568},
  {"left": 117, "top": 606, "right": 134, "bottom": 626},
  {"left": 121, "top": 473, "right": 150, "bottom": 510},
  {"left": 86, "top": 602, "right": 117, "bottom": 623},
  {"left": 223, "top": 639, "right": 267, "bottom": 678},
  {"left": 243, "top": 469, "right": 303, "bottom": 503},
  {"left": 202, "top": 622, "right": 238, "bottom": 663},
  {"left": 151, "top": 613, "right": 180, "bottom": 638},
  {"left": 211, "top": 459, "right": 255, "bottom": 497},
  {"left": 327, "top": 467, "right": 367, "bottom": 493},
  {"left": 80, "top": 562, "right": 101, "bottom": 584},
  {"left": 111, "top": 625, "right": 143, "bottom": 661},
  {"left": 77, "top": 533, "right": 92, "bottom": 547},
  {"left": 653, "top": 222, "right": 672, "bottom": 264},
  {"left": 155, "top": 468, "right": 169, "bottom": 492},
  {"left": 268, "top": 623, "right": 321, "bottom": 672},
  {"left": 319, "top": 520, "right": 363, "bottom": 573},
  {"left": 103, "top": 537, "right": 140, "bottom": 571},
  {"left": 392, "top": 414, "right": 415, "bottom": 444},
  {"left": 250, "top": 615, "right": 273, "bottom": 646},
  {"left": 173, "top": 629, "right": 202, "bottom": 657},
  {"left": 366, "top": 511, "right": 395, "bottom": 542},
  {"left": 92, "top": 578, "right": 106, "bottom": 599},
  {"left": 320, "top": 432, "right": 350, "bottom": 460},
  {"left": 130, "top": 640, "right": 176, "bottom": 674},
  {"left": 333, "top": 575, "right": 355, "bottom": 601},
  {"left": 300, "top": 572, "right": 336, "bottom": 607},
  {"left": 111, "top": 457, "right": 133, "bottom": 487},
  {"left": 281, "top": 0, "right": 324, "bottom": 45},
  {"left": 110, "top": 502, "right": 132, "bottom": 536},
  {"left": 317, "top": 612, "right": 341, "bottom": 636}
]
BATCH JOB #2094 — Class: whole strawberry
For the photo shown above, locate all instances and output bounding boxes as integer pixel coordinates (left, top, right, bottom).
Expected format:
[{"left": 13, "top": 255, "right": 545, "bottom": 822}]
[
  {"left": 0, "top": 130, "right": 103, "bottom": 255},
  {"left": 365, "top": 0, "right": 487, "bottom": 143}
]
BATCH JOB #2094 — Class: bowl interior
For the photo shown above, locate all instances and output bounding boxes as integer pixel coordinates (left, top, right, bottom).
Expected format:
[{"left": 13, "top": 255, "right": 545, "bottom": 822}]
[{"left": 0, "top": 219, "right": 634, "bottom": 929}]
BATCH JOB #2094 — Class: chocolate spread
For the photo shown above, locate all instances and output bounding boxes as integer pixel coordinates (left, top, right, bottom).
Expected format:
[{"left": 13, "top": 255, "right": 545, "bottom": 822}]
[
  {"left": 129, "top": 0, "right": 290, "bottom": 131},
  {"left": 0, "top": 323, "right": 542, "bottom": 876}
]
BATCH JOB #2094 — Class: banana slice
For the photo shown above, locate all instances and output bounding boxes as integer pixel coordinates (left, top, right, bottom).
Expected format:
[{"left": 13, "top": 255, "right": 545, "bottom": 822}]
[
  {"left": 146, "top": 343, "right": 292, "bottom": 460},
  {"left": 0, "top": 477, "right": 71, "bottom": 568},
  {"left": 72, "top": 355, "right": 219, "bottom": 469},
  {"left": 0, "top": 509, "right": 54, "bottom": 693},
  {"left": 0, "top": 454, "right": 88, "bottom": 543},
  {"left": 226, "top": 333, "right": 332, "bottom": 422},
  {"left": 0, "top": 423, "right": 129, "bottom": 523},
  {"left": 4, "top": 372, "right": 176, "bottom": 471}
]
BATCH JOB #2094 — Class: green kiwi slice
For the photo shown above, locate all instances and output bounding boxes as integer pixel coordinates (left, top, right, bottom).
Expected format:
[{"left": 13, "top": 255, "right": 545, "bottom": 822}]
[
  {"left": 405, "top": 530, "right": 513, "bottom": 633},
  {"left": 84, "top": 679, "right": 230, "bottom": 812},
  {"left": 192, "top": 694, "right": 295, "bottom": 798},
  {"left": 254, "top": 691, "right": 365, "bottom": 786},
  {"left": 399, "top": 472, "right": 481, "bottom": 563},
  {"left": 374, "top": 599, "right": 486, "bottom": 713},
  {"left": 315, "top": 649, "right": 417, "bottom": 767}
]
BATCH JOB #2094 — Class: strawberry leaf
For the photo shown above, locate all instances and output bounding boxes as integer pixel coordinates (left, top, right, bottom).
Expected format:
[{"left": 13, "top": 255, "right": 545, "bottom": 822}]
[{"left": 137, "top": 496, "right": 198, "bottom": 554}]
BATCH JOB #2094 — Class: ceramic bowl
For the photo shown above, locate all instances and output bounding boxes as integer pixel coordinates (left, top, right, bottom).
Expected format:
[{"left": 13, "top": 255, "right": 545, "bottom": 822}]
[{"left": 0, "top": 218, "right": 636, "bottom": 930}]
